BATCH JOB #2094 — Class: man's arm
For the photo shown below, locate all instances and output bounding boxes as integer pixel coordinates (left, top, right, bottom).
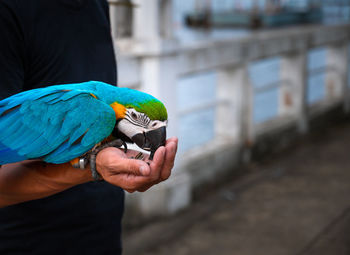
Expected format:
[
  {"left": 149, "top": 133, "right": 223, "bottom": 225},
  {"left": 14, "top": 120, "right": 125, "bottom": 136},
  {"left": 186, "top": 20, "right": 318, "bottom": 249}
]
[
  {"left": 0, "top": 137, "right": 178, "bottom": 208},
  {"left": 0, "top": 161, "right": 93, "bottom": 207}
]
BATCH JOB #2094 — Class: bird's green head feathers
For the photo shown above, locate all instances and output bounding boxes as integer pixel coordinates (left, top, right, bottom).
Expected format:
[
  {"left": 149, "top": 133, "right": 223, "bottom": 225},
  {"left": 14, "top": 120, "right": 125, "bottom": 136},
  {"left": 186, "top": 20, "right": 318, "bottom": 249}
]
[
  {"left": 125, "top": 99, "right": 168, "bottom": 121},
  {"left": 110, "top": 87, "right": 168, "bottom": 121}
]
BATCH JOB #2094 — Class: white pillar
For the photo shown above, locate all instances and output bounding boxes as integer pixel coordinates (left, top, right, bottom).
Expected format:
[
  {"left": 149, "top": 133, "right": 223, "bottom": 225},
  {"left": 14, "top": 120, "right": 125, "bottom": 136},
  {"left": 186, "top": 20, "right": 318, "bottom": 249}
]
[
  {"left": 109, "top": 0, "right": 133, "bottom": 38},
  {"left": 327, "top": 43, "right": 349, "bottom": 110},
  {"left": 108, "top": 0, "right": 118, "bottom": 39},
  {"left": 241, "top": 64, "right": 254, "bottom": 162},
  {"left": 135, "top": 53, "right": 192, "bottom": 216},
  {"left": 217, "top": 64, "right": 254, "bottom": 163},
  {"left": 127, "top": 0, "right": 190, "bottom": 216},
  {"left": 159, "top": 0, "right": 174, "bottom": 39},
  {"left": 132, "top": 0, "right": 173, "bottom": 40},
  {"left": 346, "top": 46, "right": 350, "bottom": 113},
  {"left": 132, "top": 0, "right": 160, "bottom": 39},
  {"left": 217, "top": 65, "right": 252, "bottom": 145},
  {"left": 281, "top": 52, "right": 308, "bottom": 133}
]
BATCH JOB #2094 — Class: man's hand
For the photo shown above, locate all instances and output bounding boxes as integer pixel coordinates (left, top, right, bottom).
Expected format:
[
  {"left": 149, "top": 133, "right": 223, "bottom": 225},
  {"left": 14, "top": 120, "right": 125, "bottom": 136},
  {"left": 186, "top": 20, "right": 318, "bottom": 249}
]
[
  {"left": 0, "top": 137, "right": 178, "bottom": 207},
  {"left": 96, "top": 137, "right": 178, "bottom": 192}
]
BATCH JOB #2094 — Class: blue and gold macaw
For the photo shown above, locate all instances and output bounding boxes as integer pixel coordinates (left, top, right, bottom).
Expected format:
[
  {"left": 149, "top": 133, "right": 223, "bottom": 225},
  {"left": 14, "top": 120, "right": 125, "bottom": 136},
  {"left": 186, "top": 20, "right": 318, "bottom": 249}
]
[{"left": 0, "top": 81, "right": 167, "bottom": 175}]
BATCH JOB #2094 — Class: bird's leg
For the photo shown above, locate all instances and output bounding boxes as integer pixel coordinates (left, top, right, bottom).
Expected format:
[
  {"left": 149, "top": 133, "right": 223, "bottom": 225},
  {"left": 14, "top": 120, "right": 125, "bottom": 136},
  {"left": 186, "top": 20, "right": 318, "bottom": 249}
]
[
  {"left": 149, "top": 150, "right": 155, "bottom": 160},
  {"left": 135, "top": 152, "right": 144, "bottom": 160},
  {"left": 89, "top": 153, "right": 100, "bottom": 181},
  {"left": 87, "top": 139, "right": 125, "bottom": 181},
  {"left": 130, "top": 152, "right": 144, "bottom": 160},
  {"left": 122, "top": 140, "right": 128, "bottom": 153}
]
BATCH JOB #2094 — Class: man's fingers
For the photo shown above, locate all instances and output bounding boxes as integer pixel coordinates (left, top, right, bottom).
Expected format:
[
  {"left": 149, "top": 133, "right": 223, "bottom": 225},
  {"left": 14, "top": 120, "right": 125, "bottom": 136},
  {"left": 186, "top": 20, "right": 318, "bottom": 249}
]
[
  {"left": 128, "top": 159, "right": 151, "bottom": 176},
  {"left": 149, "top": 146, "right": 166, "bottom": 180},
  {"left": 100, "top": 137, "right": 178, "bottom": 192},
  {"left": 160, "top": 139, "right": 177, "bottom": 181},
  {"left": 114, "top": 158, "right": 150, "bottom": 177},
  {"left": 119, "top": 147, "right": 167, "bottom": 192},
  {"left": 108, "top": 173, "right": 145, "bottom": 191},
  {"left": 166, "top": 137, "right": 178, "bottom": 147}
]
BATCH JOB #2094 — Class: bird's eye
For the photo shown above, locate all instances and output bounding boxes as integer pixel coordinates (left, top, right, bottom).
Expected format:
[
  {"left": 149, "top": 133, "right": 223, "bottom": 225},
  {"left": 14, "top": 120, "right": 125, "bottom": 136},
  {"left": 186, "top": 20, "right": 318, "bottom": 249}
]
[
  {"left": 131, "top": 112, "right": 138, "bottom": 120},
  {"left": 152, "top": 122, "right": 157, "bottom": 127}
]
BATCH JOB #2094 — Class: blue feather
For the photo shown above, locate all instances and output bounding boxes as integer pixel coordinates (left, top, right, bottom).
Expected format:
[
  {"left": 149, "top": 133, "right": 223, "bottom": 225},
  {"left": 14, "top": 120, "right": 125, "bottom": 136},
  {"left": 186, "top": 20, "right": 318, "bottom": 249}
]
[
  {"left": 0, "top": 142, "right": 26, "bottom": 164},
  {"left": 0, "top": 86, "right": 116, "bottom": 163},
  {"left": 0, "top": 80, "right": 166, "bottom": 164}
]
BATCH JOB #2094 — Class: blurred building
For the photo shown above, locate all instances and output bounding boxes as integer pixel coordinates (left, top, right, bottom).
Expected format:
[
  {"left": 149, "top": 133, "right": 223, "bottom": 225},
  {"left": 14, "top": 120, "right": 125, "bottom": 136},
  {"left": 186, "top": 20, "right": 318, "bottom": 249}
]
[{"left": 108, "top": 0, "right": 350, "bottom": 224}]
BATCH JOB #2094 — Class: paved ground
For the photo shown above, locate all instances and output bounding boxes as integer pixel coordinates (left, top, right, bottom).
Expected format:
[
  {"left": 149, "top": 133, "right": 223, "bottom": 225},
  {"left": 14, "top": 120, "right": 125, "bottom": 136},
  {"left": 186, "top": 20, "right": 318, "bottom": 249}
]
[{"left": 123, "top": 119, "right": 350, "bottom": 255}]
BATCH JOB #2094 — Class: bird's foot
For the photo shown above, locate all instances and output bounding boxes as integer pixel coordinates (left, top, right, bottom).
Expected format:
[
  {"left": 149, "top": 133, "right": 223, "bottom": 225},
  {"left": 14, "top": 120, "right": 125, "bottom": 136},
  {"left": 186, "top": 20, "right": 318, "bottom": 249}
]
[
  {"left": 130, "top": 152, "right": 144, "bottom": 160},
  {"left": 87, "top": 139, "right": 127, "bottom": 181}
]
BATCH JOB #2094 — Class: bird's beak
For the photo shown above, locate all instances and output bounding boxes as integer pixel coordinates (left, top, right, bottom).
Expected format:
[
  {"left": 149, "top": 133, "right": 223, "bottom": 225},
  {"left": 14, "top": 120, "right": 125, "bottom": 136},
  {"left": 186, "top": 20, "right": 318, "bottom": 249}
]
[{"left": 131, "top": 126, "right": 166, "bottom": 160}]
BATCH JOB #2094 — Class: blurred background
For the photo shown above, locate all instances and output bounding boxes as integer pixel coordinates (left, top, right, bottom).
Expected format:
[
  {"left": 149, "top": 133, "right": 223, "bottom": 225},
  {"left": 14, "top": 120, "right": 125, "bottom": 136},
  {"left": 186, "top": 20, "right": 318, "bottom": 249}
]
[{"left": 109, "top": 0, "right": 350, "bottom": 254}]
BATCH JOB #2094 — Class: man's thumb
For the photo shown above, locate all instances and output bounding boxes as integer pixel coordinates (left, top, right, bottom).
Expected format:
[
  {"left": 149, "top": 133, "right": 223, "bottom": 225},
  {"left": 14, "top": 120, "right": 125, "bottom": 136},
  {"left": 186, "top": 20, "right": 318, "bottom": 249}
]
[{"left": 123, "top": 159, "right": 150, "bottom": 176}]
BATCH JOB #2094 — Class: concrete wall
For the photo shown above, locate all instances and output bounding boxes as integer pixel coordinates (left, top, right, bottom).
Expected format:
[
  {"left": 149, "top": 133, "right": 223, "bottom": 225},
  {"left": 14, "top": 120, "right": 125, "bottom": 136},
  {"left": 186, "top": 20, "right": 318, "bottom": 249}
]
[{"left": 108, "top": 1, "right": 350, "bottom": 224}]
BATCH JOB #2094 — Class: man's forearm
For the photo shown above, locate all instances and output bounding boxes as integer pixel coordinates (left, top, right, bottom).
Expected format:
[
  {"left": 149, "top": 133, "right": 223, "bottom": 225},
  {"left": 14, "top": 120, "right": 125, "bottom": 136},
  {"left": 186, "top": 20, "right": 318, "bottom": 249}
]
[{"left": 0, "top": 160, "right": 93, "bottom": 208}]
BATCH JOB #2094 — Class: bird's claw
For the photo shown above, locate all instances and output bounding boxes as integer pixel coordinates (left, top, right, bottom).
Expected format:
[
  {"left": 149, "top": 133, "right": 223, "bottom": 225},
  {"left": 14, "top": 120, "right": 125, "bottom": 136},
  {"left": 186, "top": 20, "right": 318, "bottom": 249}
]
[
  {"left": 122, "top": 140, "right": 128, "bottom": 153},
  {"left": 149, "top": 150, "right": 155, "bottom": 160},
  {"left": 84, "top": 139, "right": 128, "bottom": 181},
  {"left": 130, "top": 152, "right": 144, "bottom": 160}
]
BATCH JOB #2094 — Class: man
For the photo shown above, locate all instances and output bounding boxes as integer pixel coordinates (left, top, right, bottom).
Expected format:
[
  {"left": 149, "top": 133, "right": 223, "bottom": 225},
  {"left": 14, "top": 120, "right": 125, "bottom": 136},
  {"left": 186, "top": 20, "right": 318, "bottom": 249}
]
[{"left": 0, "top": 0, "right": 177, "bottom": 254}]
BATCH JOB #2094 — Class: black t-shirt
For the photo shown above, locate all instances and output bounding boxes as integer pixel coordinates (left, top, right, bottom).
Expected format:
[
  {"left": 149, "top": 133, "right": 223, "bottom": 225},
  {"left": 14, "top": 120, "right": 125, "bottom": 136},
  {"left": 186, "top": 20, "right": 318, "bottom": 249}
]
[{"left": 0, "top": 0, "right": 124, "bottom": 254}]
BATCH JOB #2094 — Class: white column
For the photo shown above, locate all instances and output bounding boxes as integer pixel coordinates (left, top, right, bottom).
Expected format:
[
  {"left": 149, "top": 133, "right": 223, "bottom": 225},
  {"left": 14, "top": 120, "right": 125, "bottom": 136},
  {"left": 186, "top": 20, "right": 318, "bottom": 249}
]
[
  {"left": 281, "top": 52, "right": 308, "bottom": 133},
  {"left": 159, "top": 0, "right": 174, "bottom": 38},
  {"left": 108, "top": 0, "right": 133, "bottom": 38},
  {"left": 136, "top": 53, "right": 192, "bottom": 216},
  {"left": 108, "top": 0, "right": 118, "bottom": 38},
  {"left": 327, "top": 43, "right": 349, "bottom": 110},
  {"left": 126, "top": 0, "right": 190, "bottom": 216},
  {"left": 217, "top": 64, "right": 252, "bottom": 145},
  {"left": 132, "top": 0, "right": 174, "bottom": 40},
  {"left": 345, "top": 46, "right": 350, "bottom": 113},
  {"left": 132, "top": 0, "right": 160, "bottom": 39},
  {"left": 241, "top": 64, "right": 254, "bottom": 162},
  {"left": 217, "top": 64, "right": 254, "bottom": 163}
]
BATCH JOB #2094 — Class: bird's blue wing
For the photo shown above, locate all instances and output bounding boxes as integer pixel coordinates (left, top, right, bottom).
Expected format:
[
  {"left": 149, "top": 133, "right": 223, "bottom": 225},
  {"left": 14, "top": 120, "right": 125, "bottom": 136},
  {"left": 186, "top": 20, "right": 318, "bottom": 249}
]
[{"left": 0, "top": 88, "right": 116, "bottom": 164}]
